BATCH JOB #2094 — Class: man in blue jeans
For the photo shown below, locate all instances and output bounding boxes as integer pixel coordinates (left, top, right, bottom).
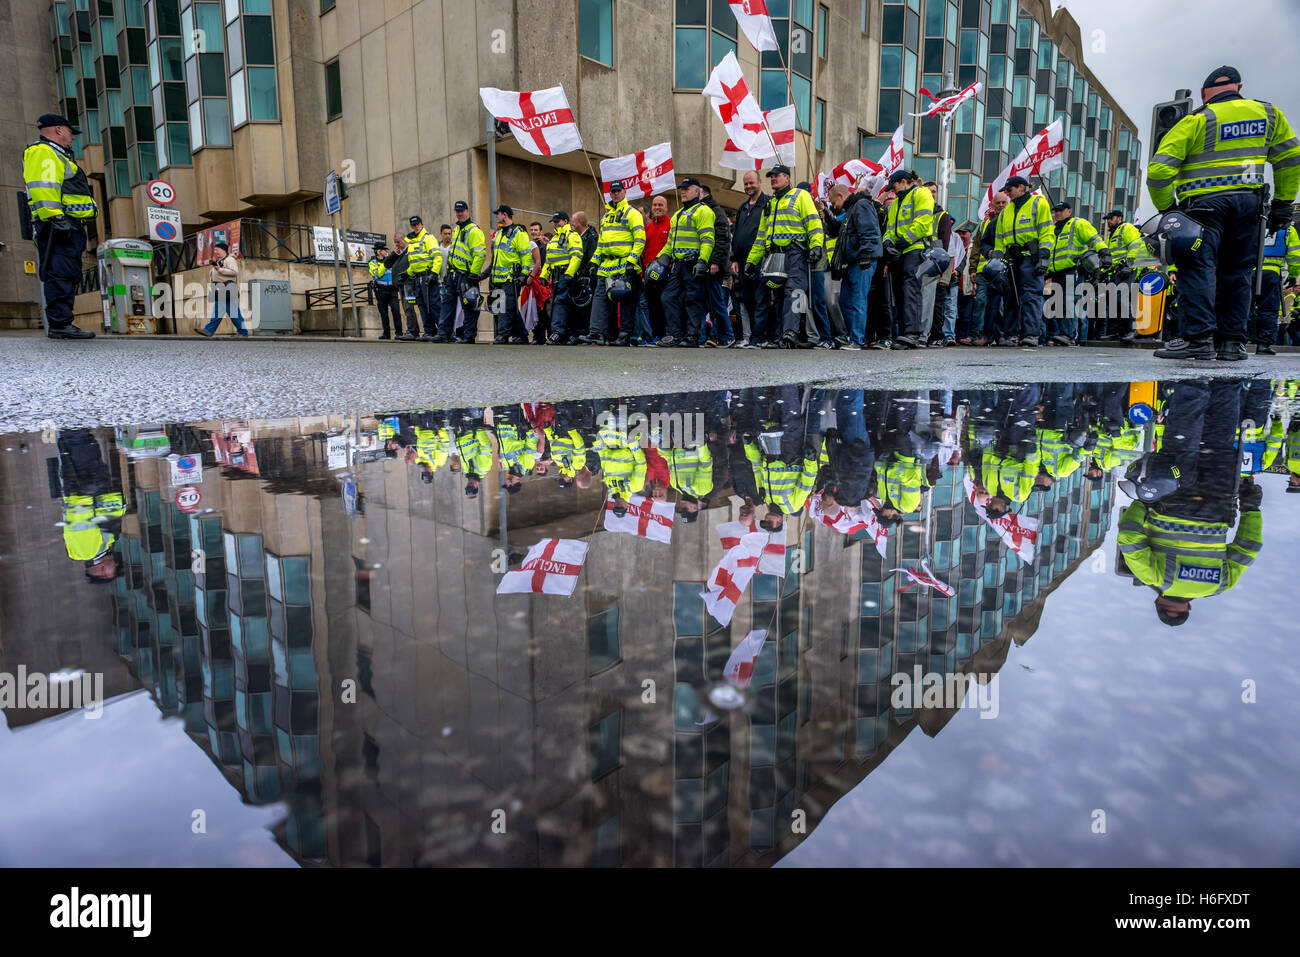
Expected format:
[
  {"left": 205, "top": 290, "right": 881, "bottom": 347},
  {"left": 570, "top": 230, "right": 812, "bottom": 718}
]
[
  {"left": 196, "top": 242, "right": 248, "bottom": 337},
  {"left": 826, "top": 184, "right": 882, "bottom": 349}
]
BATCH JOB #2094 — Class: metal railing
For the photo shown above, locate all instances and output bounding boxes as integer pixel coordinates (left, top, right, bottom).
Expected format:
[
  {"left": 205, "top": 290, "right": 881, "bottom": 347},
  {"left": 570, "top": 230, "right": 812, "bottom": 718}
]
[{"left": 306, "top": 284, "right": 374, "bottom": 310}]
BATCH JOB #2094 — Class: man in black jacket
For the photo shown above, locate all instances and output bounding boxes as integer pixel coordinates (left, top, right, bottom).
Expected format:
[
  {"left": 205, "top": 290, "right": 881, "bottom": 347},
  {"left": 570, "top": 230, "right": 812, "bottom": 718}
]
[
  {"left": 388, "top": 236, "right": 419, "bottom": 340},
  {"left": 827, "top": 185, "right": 883, "bottom": 349},
  {"left": 729, "top": 171, "right": 768, "bottom": 346},
  {"left": 700, "top": 184, "right": 735, "bottom": 345}
]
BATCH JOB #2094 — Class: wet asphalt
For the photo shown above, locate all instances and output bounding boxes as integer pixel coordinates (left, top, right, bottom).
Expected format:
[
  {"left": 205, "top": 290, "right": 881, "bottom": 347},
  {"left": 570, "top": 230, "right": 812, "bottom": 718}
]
[{"left": 3, "top": 331, "right": 1297, "bottom": 431}]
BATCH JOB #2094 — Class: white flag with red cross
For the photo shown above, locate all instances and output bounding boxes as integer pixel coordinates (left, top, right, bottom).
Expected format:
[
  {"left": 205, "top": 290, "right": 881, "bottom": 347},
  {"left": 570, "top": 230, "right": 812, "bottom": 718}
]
[
  {"left": 702, "top": 51, "right": 767, "bottom": 156},
  {"left": 807, "top": 493, "right": 889, "bottom": 557},
  {"left": 718, "top": 520, "right": 786, "bottom": 576},
  {"left": 977, "top": 117, "right": 1065, "bottom": 219},
  {"left": 496, "top": 538, "right": 588, "bottom": 596},
  {"left": 702, "top": 531, "right": 768, "bottom": 626},
  {"left": 721, "top": 105, "right": 796, "bottom": 171},
  {"left": 479, "top": 85, "right": 583, "bottom": 156},
  {"left": 963, "top": 475, "right": 1039, "bottom": 562},
  {"left": 600, "top": 142, "right": 675, "bottom": 202},
  {"left": 728, "top": 0, "right": 779, "bottom": 52},
  {"left": 910, "top": 81, "right": 983, "bottom": 124},
  {"left": 891, "top": 561, "right": 956, "bottom": 597},
  {"left": 603, "top": 494, "right": 675, "bottom": 543},
  {"left": 723, "top": 629, "right": 769, "bottom": 688},
  {"left": 830, "top": 157, "right": 884, "bottom": 191},
  {"left": 866, "top": 124, "right": 909, "bottom": 197}
]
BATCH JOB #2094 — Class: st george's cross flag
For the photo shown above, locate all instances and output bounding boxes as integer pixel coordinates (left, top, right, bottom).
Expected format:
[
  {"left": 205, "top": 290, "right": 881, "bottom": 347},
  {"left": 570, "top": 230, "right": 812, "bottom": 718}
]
[
  {"left": 702, "top": 51, "right": 767, "bottom": 155},
  {"left": 723, "top": 630, "right": 769, "bottom": 688},
  {"left": 496, "top": 538, "right": 588, "bottom": 596},
  {"left": 830, "top": 157, "right": 885, "bottom": 190},
  {"left": 600, "top": 142, "right": 676, "bottom": 202},
  {"left": 910, "top": 81, "right": 983, "bottom": 124},
  {"left": 807, "top": 493, "right": 889, "bottom": 557},
  {"left": 963, "top": 474, "right": 1039, "bottom": 562},
  {"left": 977, "top": 118, "right": 1065, "bottom": 218},
  {"left": 721, "top": 105, "right": 796, "bottom": 171},
  {"left": 728, "top": 0, "right": 779, "bottom": 52},
  {"left": 891, "top": 560, "right": 957, "bottom": 597},
  {"left": 479, "top": 86, "right": 583, "bottom": 156},
  {"left": 702, "top": 531, "right": 768, "bottom": 626},
  {"left": 604, "top": 494, "right": 675, "bottom": 543},
  {"left": 717, "top": 520, "right": 785, "bottom": 577}
]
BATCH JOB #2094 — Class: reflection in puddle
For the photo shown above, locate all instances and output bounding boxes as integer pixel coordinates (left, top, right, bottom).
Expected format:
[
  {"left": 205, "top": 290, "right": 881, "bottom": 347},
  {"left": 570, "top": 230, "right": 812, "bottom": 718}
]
[{"left": 1, "top": 378, "right": 1297, "bottom": 866}]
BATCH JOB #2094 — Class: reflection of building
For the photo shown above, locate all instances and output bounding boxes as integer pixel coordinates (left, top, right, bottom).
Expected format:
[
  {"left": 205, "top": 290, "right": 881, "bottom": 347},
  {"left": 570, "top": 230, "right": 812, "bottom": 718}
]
[{"left": 71, "top": 392, "right": 1114, "bottom": 866}]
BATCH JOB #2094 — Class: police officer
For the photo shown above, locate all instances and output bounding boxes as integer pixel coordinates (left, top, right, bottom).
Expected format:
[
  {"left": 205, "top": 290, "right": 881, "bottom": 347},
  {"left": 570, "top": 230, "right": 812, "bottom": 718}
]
[
  {"left": 1047, "top": 200, "right": 1109, "bottom": 346},
  {"left": 1149, "top": 66, "right": 1300, "bottom": 360},
  {"left": 1251, "top": 222, "right": 1300, "bottom": 354},
  {"left": 991, "top": 175, "right": 1053, "bottom": 347},
  {"left": 55, "top": 429, "right": 125, "bottom": 581},
  {"left": 403, "top": 216, "right": 442, "bottom": 340},
  {"left": 744, "top": 165, "right": 825, "bottom": 349},
  {"left": 23, "top": 114, "right": 99, "bottom": 339},
  {"left": 439, "top": 200, "right": 487, "bottom": 343},
  {"left": 660, "top": 177, "right": 716, "bottom": 348},
  {"left": 583, "top": 179, "right": 646, "bottom": 345},
  {"left": 543, "top": 211, "right": 584, "bottom": 344},
  {"left": 878, "top": 169, "right": 932, "bottom": 349},
  {"left": 1101, "top": 208, "right": 1145, "bottom": 342},
  {"left": 487, "top": 205, "right": 532, "bottom": 344},
  {"left": 367, "top": 242, "right": 401, "bottom": 340}
]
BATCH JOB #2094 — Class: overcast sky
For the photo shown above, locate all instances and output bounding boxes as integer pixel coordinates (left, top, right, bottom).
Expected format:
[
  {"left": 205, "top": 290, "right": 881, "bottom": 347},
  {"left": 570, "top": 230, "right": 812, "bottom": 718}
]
[{"left": 1052, "top": 0, "right": 1300, "bottom": 217}]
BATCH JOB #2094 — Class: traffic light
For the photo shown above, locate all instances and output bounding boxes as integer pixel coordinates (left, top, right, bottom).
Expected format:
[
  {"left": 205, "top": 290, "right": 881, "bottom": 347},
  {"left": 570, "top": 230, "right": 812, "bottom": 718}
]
[{"left": 1150, "top": 90, "right": 1194, "bottom": 156}]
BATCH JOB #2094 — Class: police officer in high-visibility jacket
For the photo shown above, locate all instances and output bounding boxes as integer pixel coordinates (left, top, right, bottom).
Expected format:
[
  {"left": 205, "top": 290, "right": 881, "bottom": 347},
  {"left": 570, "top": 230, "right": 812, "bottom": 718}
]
[
  {"left": 367, "top": 242, "right": 402, "bottom": 340},
  {"left": 55, "top": 429, "right": 125, "bottom": 581},
  {"left": 1148, "top": 65, "right": 1300, "bottom": 361},
  {"left": 450, "top": 417, "right": 494, "bottom": 499},
  {"left": 594, "top": 416, "right": 647, "bottom": 500},
  {"left": 659, "top": 177, "right": 716, "bottom": 348},
  {"left": 543, "top": 211, "right": 585, "bottom": 344},
  {"left": 1251, "top": 223, "right": 1300, "bottom": 354},
  {"left": 1118, "top": 380, "right": 1259, "bottom": 625},
  {"left": 1100, "top": 208, "right": 1146, "bottom": 342},
  {"left": 744, "top": 165, "right": 826, "bottom": 348},
  {"left": 438, "top": 200, "right": 487, "bottom": 343},
  {"left": 487, "top": 205, "right": 534, "bottom": 344},
  {"left": 991, "top": 175, "right": 1053, "bottom": 347},
  {"left": 403, "top": 216, "right": 443, "bottom": 340},
  {"left": 584, "top": 180, "right": 646, "bottom": 345},
  {"left": 1047, "top": 200, "right": 1109, "bottom": 346},
  {"left": 23, "top": 114, "right": 99, "bottom": 339},
  {"left": 876, "top": 169, "right": 933, "bottom": 349},
  {"left": 1286, "top": 414, "right": 1300, "bottom": 493}
]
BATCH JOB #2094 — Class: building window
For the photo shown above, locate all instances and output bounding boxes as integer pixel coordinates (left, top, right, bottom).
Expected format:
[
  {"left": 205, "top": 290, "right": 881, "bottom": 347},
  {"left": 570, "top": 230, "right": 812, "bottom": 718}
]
[
  {"left": 817, "top": 4, "right": 828, "bottom": 58},
  {"left": 579, "top": 0, "right": 613, "bottom": 66},
  {"left": 759, "top": 0, "right": 813, "bottom": 130},
  {"left": 815, "top": 98, "right": 825, "bottom": 151},
  {"left": 320, "top": 0, "right": 335, "bottom": 12},
  {"left": 587, "top": 606, "right": 620, "bottom": 673},
  {"left": 589, "top": 710, "right": 622, "bottom": 780},
  {"left": 673, "top": 0, "right": 737, "bottom": 90},
  {"left": 325, "top": 58, "right": 341, "bottom": 120}
]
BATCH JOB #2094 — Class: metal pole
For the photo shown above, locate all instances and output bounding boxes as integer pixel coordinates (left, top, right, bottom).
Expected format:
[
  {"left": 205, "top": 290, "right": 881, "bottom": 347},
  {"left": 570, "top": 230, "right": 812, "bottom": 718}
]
[
  {"left": 331, "top": 211, "right": 344, "bottom": 336},
  {"left": 937, "top": 71, "right": 958, "bottom": 211},
  {"left": 487, "top": 109, "right": 499, "bottom": 216},
  {"left": 341, "top": 196, "right": 361, "bottom": 337}
]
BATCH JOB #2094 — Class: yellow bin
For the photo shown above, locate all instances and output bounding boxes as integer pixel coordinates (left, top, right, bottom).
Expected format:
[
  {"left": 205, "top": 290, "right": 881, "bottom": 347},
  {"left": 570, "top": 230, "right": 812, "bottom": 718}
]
[{"left": 1134, "top": 270, "right": 1169, "bottom": 337}]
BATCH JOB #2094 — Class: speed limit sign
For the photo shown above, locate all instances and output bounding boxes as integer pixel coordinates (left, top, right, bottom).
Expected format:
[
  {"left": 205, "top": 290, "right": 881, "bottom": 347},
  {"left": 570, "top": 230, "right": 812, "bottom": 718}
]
[
  {"left": 175, "top": 485, "right": 202, "bottom": 512},
  {"left": 147, "top": 179, "right": 176, "bottom": 205}
]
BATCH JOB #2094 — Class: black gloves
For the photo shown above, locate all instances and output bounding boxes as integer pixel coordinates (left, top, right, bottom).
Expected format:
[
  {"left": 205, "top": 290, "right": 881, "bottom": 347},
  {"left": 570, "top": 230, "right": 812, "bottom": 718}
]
[
  {"left": 1114, "top": 261, "right": 1133, "bottom": 282},
  {"left": 1239, "top": 480, "right": 1263, "bottom": 512},
  {"left": 691, "top": 260, "right": 708, "bottom": 279},
  {"left": 1099, "top": 248, "right": 1113, "bottom": 269},
  {"left": 625, "top": 262, "right": 639, "bottom": 279},
  {"left": 49, "top": 215, "right": 74, "bottom": 234},
  {"left": 744, "top": 261, "right": 759, "bottom": 280},
  {"left": 808, "top": 246, "right": 824, "bottom": 268},
  {"left": 882, "top": 240, "right": 900, "bottom": 261},
  {"left": 1268, "top": 198, "right": 1293, "bottom": 234},
  {"left": 1034, "top": 250, "right": 1050, "bottom": 277}
]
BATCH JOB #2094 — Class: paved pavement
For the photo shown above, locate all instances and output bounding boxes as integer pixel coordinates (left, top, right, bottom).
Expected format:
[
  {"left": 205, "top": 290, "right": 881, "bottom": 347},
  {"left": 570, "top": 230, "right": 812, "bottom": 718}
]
[{"left": 3, "top": 330, "right": 1297, "bottom": 431}]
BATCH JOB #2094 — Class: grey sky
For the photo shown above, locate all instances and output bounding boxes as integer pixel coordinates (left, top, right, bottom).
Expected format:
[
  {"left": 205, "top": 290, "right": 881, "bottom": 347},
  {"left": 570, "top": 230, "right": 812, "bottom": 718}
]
[{"left": 1052, "top": 0, "right": 1300, "bottom": 217}]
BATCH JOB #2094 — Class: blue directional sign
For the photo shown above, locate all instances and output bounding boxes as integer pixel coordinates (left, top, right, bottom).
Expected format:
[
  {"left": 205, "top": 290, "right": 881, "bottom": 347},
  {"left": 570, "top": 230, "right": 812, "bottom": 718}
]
[{"left": 1128, "top": 403, "right": 1155, "bottom": 425}]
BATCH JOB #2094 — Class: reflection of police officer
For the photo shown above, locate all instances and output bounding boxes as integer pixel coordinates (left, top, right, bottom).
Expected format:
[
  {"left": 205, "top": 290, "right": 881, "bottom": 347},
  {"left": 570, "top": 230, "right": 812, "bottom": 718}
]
[
  {"left": 1149, "top": 66, "right": 1300, "bottom": 360},
  {"left": 55, "top": 430, "right": 125, "bottom": 582}
]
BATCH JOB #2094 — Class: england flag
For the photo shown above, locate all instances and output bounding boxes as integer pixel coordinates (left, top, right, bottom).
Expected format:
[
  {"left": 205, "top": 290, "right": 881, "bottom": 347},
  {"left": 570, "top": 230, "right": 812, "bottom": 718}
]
[
  {"left": 603, "top": 494, "right": 675, "bottom": 543},
  {"left": 599, "top": 142, "right": 675, "bottom": 202},
  {"left": 479, "top": 85, "right": 583, "bottom": 156},
  {"left": 496, "top": 538, "right": 588, "bottom": 596},
  {"left": 701, "top": 531, "right": 767, "bottom": 626},
  {"left": 723, "top": 629, "right": 769, "bottom": 688}
]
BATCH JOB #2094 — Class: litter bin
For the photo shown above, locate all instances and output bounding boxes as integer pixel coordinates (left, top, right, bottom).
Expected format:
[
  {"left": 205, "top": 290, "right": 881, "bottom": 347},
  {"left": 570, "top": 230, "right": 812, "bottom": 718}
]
[{"left": 98, "top": 238, "right": 156, "bottom": 334}]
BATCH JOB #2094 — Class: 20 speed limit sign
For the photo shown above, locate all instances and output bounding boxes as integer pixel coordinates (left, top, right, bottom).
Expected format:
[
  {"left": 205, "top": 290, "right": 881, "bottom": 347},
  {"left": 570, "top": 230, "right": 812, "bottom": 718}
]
[
  {"left": 147, "top": 179, "right": 176, "bottom": 205},
  {"left": 175, "top": 486, "right": 202, "bottom": 512}
]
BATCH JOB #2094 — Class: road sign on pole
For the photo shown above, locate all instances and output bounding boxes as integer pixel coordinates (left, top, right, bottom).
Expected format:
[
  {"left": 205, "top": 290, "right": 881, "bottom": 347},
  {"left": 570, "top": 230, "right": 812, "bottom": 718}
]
[
  {"left": 175, "top": 486, "right": 202, "bottom": 512},
  {"left": 147, "top": 205, "right": 182, "bottom": 243},
  {"left": 324, "top": 171, "right": 342, "bottom": 216},
  {"left": 147, "top": 179, "right": 176, "bottom": 205}
]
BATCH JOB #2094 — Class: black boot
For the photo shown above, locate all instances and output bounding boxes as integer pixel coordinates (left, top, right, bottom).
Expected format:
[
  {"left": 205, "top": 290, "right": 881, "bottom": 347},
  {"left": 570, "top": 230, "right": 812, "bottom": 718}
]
[
  {"left": 1256, "top": 343, "right": 1277, "bottom": 356},
  {"left": 1216, "top": 340, "right": 1249, "bottom": 361},
  {"left": 1153, "top": 336, "right": 1216, "bottom": 360}
]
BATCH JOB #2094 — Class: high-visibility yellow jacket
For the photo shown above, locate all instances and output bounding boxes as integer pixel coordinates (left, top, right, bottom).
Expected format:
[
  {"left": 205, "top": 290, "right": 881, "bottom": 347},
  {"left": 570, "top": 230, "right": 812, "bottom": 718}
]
[
  {"left": 875, "top": 452, "right": 925, "bottom": 513},
  {"left": 541, "top": 224, "right": 583, "bottom": 280},
  {"left": 448, "top": 220, "right": 487, "bottom": 274},
  {"left": 22, "top": 138, "right": 98, "bottom": 221},
  {"left": 746, "top": 186, "right": 825, "bottom": 264},
  {"left": 660, "top": 445, "right": 714, "bottom": 499},
  {"left": 406, "top": 227, "right": 443, "bottom": 276},
  {"left": 489, "top": 224, "right": 531, "bottom": 284},
  {"left": 414, "top": 426, "right": 451, "bottom": 471},
  {"left": 543, "top": 425, "right": 588, "bottom": 477},
  {"left": 495, "top": 416, "right": 538, "bottom": 473},
  {"left": 1147, "top": 93, "right": 1300, "bottom": 210},
  {"left": 1050, "top": 216, "right": 1105, "bottom": 272},
  {"left": 61, "top": 491, "right": 124, "bottom": 561},
  {"left": 980, "top": 449, "right": 1039, "bottom": 503},
  {"left": 1262, "top": 224, "right": 1300, "bottom": 278},
  {"left": 1118, "top": 501, "right": 1261, "bottom": 599},
  {"left": 454, "top": 428, "right": 494, "bottom": 477},
  {"left": 368, "top": 257, "right": 394, "bottom": 285},
  {"left": 882, "top": 185, "right": 934, "bottom": 255},
  {"left": 1037, "top": 428, "right": 1084, "bottom": 479},
  {"left": 594, "top": 422, "right": 646, "bottom": 498},
  {"left": 1106, "top": 221, "right": 1145, "bottom": 266},
  {"left": 1091, "top": 426, "right": 1145, "bottom": 471},
  {"left": 1287, "top": 423, "right": 1300, "bottom": 477},
  {"left": 668, "top": 199, "right": 716, "bottom": 263},
  {"left": 1238, "top": 417, "right": 1285, "bottom": 475},
  {"left": 994, "top": 193, "right": 1053, "bottom": 253},
  {"left": 595, "top": 199, "right": 646, "bottom": 280}
]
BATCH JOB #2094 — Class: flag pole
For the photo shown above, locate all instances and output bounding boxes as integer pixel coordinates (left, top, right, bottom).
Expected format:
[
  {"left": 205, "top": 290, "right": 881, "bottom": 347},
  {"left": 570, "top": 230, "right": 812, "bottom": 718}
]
[
  {"left": 580, "top": 148, "right": 610, "bottom": 208},
  {"left": 773, "top": 42, "right": 814, "bottom": 184}
]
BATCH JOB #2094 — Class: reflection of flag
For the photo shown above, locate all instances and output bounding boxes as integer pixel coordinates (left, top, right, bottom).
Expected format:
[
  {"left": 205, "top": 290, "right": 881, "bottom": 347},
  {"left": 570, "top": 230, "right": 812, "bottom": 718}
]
[
  {"left": 723, "top": 629, "right": 769, "bottom": 687},
  {"left": 702, "top": 51, "right": 767, "bottom": 155},
  {"left": 728, "top": 0, "right": 779, "bottom": 52},
  {"left": 600, "top": 142, "right": 675, "bottom": 202},
  {"left": 963, "top": 475, "right": 1039, "bottom": 561},
  {"left": 891, "top": 561, "right": 956, "bottom": 597},
  {"left": 910, "top": 82, "right": 982, "bottom": 123},
  {"left": 808, "top": 493, "right": 889, "bottom": 557},
  {"left": 702, "top": 531, "right": 767, "bottom": 626},
  {"left": 479, "top": 85, "right": 583, "bottom": 156},
  {"left": 718, "top": 521, "right": 785, "bottom": 576},
  {"left": 497, "top": 538, "right": 588, "bottom": 596},
  {"left": 604, "top": 494, "right": 675, "bottom": 543}
]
